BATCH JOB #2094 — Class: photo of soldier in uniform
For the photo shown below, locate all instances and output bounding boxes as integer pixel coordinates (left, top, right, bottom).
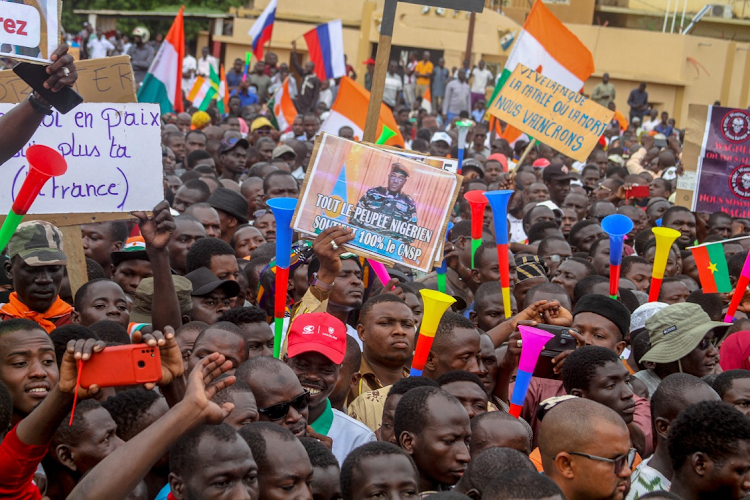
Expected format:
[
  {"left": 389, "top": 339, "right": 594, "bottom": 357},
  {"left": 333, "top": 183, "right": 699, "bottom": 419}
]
[
  {"left": 293, "top": 134, "right": 460, "bottom": 272},
  {"left": 349, "top": 163, "right": 418, "bottom": 243}
]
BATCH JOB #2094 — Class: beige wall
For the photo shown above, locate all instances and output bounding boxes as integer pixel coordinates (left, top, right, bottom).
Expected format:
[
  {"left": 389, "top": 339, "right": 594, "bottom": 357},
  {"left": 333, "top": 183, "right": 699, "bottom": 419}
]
[
  {"left": 503, "top": 0, "right": 596, "bottom": 25},
  {"left": 573, "top": 25, "right": 750, "bottom": 124}
]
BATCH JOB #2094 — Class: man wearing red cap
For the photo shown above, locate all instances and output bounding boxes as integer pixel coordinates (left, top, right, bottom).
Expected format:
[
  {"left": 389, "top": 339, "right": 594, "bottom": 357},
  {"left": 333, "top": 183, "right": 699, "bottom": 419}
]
[{"left": 285, "top": 312, "right": 375, "bottom": 464}]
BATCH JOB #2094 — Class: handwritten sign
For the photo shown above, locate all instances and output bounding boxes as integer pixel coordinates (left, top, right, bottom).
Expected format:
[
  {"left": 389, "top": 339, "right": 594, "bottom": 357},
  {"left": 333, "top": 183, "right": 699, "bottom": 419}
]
[
  {"left": 0, "top": 0, "right": 59, "bottom": 63},
  {"left": 678, "top": 104, "right": 750, "bottom": 217},
  {"left": 293, "top": 134, "right": 460, "bottom": 272},
  {"left": 0, "top": 102, "right": 163, "bottom": 215},
  {"left": 0, "top": 56, "right": 137, "bottom": 104},
  {"left": 487, "top": 64, "right": 613, "bottom": 162}
]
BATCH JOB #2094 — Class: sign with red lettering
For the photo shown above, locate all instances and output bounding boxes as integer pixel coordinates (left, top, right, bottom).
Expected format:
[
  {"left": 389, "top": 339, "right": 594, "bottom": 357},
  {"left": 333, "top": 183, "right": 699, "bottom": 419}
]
[
  {"left": 0, "top": 0, "right": 59, "bottom": 62},
  {"left": 678, "top": 105, "right": 750, "bottom": 217}
]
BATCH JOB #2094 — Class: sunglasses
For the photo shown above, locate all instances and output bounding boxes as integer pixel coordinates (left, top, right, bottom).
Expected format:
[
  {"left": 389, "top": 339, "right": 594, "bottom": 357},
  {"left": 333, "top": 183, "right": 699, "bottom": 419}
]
[
  {"left": 568, "top": 448, "right": 637, "bottom": 474},
  {"left": 255, "top": 128, "right": 272, "bottom": 135},
  {"left": 698, "top": 337, "right": 719, "bottom": 350},
  {"left": 258, "top": 390, "right": 310, "bottom": 421}
]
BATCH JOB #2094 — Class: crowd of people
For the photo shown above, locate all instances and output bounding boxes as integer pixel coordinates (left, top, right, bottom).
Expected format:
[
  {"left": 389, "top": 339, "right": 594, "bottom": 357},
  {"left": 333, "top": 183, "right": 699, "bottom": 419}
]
[{"left": 2, "top": 42, "right": 750, "bottom": 500}]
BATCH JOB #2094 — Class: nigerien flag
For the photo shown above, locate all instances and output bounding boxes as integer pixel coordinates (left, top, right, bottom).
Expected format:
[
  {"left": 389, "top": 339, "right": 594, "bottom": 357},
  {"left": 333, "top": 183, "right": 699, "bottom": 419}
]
[
  {"left": 690, "top": 242, "right": 732, "bottom": 293},
  {"left": 486, "top": 0, "right": 593, "bottom": 148}
]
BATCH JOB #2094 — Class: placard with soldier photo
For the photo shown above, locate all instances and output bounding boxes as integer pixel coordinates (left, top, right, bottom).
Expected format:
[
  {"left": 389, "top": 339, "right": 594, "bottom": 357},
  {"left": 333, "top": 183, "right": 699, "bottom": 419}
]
[{"left": 292, "top": 134, "right": 461, "bottom": 272}]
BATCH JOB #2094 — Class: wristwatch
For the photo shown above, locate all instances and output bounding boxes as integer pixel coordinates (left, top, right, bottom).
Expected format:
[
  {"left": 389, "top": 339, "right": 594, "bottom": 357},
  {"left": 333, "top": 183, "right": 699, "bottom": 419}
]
[
  {"left": 311, "top": 272, "right": 334, "bottom": 292},
  {"left": 29, "top": 93, "right": 53, "bottom": 115}
]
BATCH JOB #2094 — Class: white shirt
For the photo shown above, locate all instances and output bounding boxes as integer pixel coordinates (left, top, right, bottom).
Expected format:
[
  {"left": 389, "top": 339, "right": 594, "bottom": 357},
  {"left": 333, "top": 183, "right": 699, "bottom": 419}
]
[
  {"left": 183, "top": 55, "right": 197, "bottom": 93},
  {"left": 197, "top": 55, "right": 218, "bottom": 77},
  {"left": 642, "top": 118, "right": 660, "bottom": 132},
  {"left": 471, "top": 67, "right": 493, "bottom": 94},
  {"left": 346, "top": 324, "right": 362, "bottom": 350},
  {"left": 508, "top": 213, "right": 526, "bottom": 243},
  {"left": 626, "top": 457, "right": 671, "bottom": 500},
  {"left": 383, "top": 72, "right": 403, "bottom": 107},
  {"left": 329, "top": 408, "right": 377, "bottom": 465},
  {"left": 88, "top": 37, "right": 114, "bottom": 59}
]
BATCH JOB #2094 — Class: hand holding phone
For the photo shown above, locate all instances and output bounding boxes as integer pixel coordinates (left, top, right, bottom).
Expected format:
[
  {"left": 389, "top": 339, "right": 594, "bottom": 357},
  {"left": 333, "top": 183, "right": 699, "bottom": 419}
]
[
  {"left": 625, "top": 185, "right": 650, "bottom": 199},
  {"left": 59, "top": 338, "right": 108, "bottom": 397},
  {"left": 131, "top": 326, "right": 184, "bottom": 388},
  {"left": 79, "top": 344, "right": 162, "bottom": 389}
]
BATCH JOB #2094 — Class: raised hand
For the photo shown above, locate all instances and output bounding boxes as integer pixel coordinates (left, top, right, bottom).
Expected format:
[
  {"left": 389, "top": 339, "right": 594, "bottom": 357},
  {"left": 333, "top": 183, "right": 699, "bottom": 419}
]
[
  {"left": 132, "top": 200, "right": 175, "bottom": 251},
  {"left": 45, "top": 44, "right": 77, "bottom": 92},
  {"left": 60, "top": 339, "right": 108, "bottom": 398},
  {"left": 184, "top": 353, "right": 237, "bottom": 425},
  {"left": 133, "top": 326, "right": 184, "bottom": 389}
]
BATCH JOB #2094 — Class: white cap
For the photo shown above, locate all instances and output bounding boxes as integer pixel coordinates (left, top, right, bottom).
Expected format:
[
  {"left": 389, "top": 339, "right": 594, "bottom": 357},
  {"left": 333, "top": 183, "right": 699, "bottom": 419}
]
[
  {"left": 630, "top": 302, "right": 669, "bottom": 333},
  {"left": 431, "top": 131, "right": 453, "bottom": 146}
]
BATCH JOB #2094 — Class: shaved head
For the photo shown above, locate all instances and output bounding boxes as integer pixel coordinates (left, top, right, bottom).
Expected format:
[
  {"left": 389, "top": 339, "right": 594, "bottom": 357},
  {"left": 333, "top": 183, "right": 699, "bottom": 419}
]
[{"left": 538, "top": 398, "right": 627, "bottom": 465}]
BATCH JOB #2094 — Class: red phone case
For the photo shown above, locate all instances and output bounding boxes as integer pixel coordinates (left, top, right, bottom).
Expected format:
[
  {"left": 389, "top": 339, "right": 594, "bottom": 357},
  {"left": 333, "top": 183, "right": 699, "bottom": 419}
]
[
  {"left": 79, "top": 344, "right": 162, "bottom": 388},
  {"left": 626, "top": 185, "right": 650, "bottom": 198}
]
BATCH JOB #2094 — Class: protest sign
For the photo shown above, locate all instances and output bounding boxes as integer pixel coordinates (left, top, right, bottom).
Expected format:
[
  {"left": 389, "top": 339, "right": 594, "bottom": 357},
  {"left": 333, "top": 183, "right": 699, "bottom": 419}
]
[
  {"left": 293, "top": 134, "right": 460, "bottom": 272},
  {"left": 678, "top": 104, "right": 750, "bottom": 218},
  {"left": 0, "top": 56, "right": 137, "bottom": 104},
  {"left": 0, "top": 0, "right": 59, "bottom": 63},
  {"left": 487, "top": 63, "right": 613, "bottom": 163},
  {"left": 0, "top": 102, "right": 163, "bottom": 219}
]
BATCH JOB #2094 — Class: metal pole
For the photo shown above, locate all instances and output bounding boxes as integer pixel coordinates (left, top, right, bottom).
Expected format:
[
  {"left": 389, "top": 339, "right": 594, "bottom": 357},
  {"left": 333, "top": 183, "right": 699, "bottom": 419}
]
[
  {"left": 670, "top": 0, "right": 679, "bottom": 33},
  {"left": 663, "top": 0, "right": 671, "bottom": 32},
  {"left": 680, "top": 0, "right": 688, "bottom": 33}
]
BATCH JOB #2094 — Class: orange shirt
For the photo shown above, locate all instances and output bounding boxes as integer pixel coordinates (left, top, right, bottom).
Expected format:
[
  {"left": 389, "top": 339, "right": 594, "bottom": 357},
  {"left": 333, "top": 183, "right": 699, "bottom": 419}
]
[{"left": 415, "top": 61, "right": 433, "bottom": 86}]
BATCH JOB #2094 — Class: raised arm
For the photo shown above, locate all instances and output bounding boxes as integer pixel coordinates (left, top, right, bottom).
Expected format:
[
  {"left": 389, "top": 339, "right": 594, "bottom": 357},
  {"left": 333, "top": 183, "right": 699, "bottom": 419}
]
[
  {"left": 132, "top": 201, "right": 181, "bottom": 331},
  {"left": 0, "top": 45, "right": 77, "bottom": 166},
  {"left": 67, "top": 353, "right": 235, "bottom": 500}
]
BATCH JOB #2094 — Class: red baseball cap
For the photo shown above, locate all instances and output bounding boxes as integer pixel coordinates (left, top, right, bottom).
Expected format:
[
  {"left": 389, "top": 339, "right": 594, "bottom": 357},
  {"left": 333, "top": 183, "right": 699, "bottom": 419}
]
[{"left": 287, "top": 313, "right": 346, "bottom": 364}]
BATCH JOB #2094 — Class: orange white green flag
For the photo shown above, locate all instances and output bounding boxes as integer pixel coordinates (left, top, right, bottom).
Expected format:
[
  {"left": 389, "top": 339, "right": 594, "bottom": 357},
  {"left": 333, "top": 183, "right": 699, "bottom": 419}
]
[
  {"left": 487, "top": 0, "right": 594, "bottom": 146},
  {"left": 319, "top": 76, "right": 404, "bottom": 147}
]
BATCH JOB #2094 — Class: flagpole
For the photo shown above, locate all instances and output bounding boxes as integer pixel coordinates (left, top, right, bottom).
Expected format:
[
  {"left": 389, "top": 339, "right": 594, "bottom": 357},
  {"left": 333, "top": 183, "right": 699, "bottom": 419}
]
[{"left": 688, "top": 235, "right": 750, "bottom": 249}]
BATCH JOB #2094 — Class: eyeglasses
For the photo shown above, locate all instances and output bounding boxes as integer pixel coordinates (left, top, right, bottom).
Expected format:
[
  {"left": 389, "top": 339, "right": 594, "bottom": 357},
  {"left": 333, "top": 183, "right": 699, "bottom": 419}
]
[
  {"left": 255, "top": 128, "right": 272, "bottom": 135},
  {"left": 258, "top": 390, "right": 310, "bottom": 421},
  {"left": 544, "top": 254, "right": 570, "bottom": 264},
  {"left": 698, "top": 337, "right": 719, "bottom": 350},
  {"left": 568, "top": 448, "right": 637, "bottom": 473}
]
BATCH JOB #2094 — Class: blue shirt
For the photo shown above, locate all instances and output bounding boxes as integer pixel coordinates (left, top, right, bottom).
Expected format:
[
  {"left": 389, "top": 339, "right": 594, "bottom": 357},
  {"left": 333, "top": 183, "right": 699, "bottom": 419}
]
[
  {"left": 226, "top": 70, "right": 243, "bottom": 90},
  {"left": 231, "top": 89, "right": 258, "bottom": 108},
  {"left": 432, "top": 67, "right": 450, "bottom": 97},
  {"left": 654, "top": 123, "right": 673, "bottom": 137}
]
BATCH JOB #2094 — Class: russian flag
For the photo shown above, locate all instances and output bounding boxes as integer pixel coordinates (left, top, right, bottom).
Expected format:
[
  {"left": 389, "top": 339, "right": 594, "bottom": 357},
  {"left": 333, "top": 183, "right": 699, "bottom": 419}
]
[
  {"left": 303, "top": 20, "right": 346, "bottom": 81},
  {"left": 247, "top": 0, "right": 277, "bottom": 60}
]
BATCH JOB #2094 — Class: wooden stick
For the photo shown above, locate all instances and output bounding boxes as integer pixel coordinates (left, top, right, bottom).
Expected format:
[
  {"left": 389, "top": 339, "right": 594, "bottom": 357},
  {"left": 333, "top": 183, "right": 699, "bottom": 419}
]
[
  {"left": 363, "top": 0, "right": 397, "bottom": 142},
  {"left": 60, "top": 225, "right": 87, "bottom": 299},
  {"left": 510, "top": 139, "right": 535, "bottom": 181}
]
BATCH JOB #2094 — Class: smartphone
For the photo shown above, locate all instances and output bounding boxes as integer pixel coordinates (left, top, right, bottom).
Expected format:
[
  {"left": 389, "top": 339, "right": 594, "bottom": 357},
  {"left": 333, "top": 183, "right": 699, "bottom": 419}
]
[
  {"left": 13, "top": 62, "right": 83, "bottom": 114},
  {"left": 532, "top": 325, "right": 577, "bottom": 379},
  {"left": 625, "top": 185, "right": 650, "bottom": 199},
  {"left": 79, "top": 344, "right": 162, "bottom": 389}
]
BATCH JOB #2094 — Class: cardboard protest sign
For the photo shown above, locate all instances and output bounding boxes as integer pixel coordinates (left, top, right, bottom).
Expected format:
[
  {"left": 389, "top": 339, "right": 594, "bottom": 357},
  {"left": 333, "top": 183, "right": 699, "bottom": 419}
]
[
  {"left": 0, "top": 102, "right": 163, "bottom": 216},
  {"left": 0, "top": 56, "right": 137, "bottom": 104},
  {"left": 0, "top": 0, "right": 59, "bottom": 63},
  {"left": 487, "top": 64, "right": 613, "bottom": 163},
  {"left": 677, "top": 105, "right": 750, "bottom": 217},
  {"left": 293, "top": 134, "right": 460, "bottom": 272}
]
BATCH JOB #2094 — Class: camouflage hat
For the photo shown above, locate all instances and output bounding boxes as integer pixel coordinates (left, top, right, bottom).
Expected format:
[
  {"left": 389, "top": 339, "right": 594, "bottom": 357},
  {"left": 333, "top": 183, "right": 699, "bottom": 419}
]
[
  {"left": 130, "top": 275, "right": 193, "bottom": 324},
  {"left": 7, "top": 221, "right": 67, "bottom": 266}
]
